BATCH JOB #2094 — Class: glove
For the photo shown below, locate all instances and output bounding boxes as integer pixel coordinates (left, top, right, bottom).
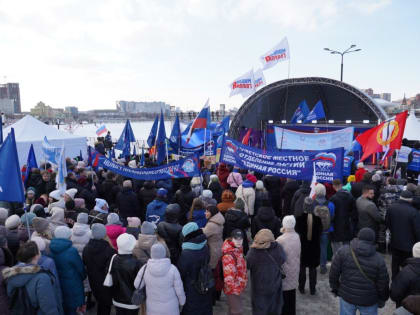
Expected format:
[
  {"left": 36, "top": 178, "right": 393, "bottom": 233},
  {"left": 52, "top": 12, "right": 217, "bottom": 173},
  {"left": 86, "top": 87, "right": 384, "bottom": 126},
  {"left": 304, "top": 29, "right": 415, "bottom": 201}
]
[{"left": 378, "top": 300, "right": 385, "bottom": 308}]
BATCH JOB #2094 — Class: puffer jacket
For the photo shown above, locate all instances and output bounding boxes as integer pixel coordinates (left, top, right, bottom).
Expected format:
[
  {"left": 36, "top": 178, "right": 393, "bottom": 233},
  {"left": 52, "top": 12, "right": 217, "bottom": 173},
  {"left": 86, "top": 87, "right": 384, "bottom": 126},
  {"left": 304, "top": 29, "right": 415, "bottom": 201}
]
[
  {"left": 222, "top": 239, "right": 247, "bottom": 295},
  {"left": 134, "top": 258, "right": 185, "bottom": 315},
  {"left": 203, "top": 212, "right": 225, "bottom": 268},
  {"left": 251, "top": 207, "right": 281, "bottom": 239},
  {"left": 391, "top": 258, "right": 420, "bottom": 306},
  {"left": 71, "top": 223, "right": 91, "bottom": 257},
  {"left": 217, "top": 190, "right": 235, "bottom": 214},
  {"left": 157, "top": 207, "right": 182, "bottom": 265},
  {"left": 227, "top": 171, "right": 243, "bottom": 189},
  {"left": 235, "top": 181, "right": 256, "bottom": 216},
  {"left": 330, "top": 189, "right": 357, "bottom": 242},
  {"left": 146, "top": 199, "right": 168, "bottom": 225},
  {"left": 106, "top": 224, "right": 126, "bottom": 250},
  {"left": 133, "top": 234, "right": 170, "bottom": 265},
  {"left": 276, "top": 229, "right": 301, "bottom": 291},
  {"left": 329, "top": 238, "right": 390, "bottom": 306}
]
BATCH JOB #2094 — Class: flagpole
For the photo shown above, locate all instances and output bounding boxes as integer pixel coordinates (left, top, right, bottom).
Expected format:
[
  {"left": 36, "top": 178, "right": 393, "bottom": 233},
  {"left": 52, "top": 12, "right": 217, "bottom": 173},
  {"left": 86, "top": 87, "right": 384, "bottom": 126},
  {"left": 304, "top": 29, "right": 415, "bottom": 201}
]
[
  {"left": 204, "top": 127, "right": 207, "bottom": 157},
  {"left": 166, "top": 140, "right": 169, "bottom": 164}
]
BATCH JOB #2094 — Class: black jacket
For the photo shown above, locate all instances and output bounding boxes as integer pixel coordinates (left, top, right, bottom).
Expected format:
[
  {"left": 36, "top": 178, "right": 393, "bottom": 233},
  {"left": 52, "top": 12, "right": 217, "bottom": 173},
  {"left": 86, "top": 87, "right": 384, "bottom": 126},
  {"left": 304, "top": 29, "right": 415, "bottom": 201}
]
[
  {"left": 295, "top": 212, "right": 323, "bottom": 267},
  {"left": 116, "top": 187, "right": 141, "bottom": 220},
  {"left": 157, "top": 207, "right": 183, "bottom": 265},
  {"left": 99, "top": 180, "right": 119, "bottom": 206},
  {"left": 223, "top": 208, "right": 250, "bottom": 254},
  {"left": 330, "top": 189, "right": 357, "bottom": 242},
  {"left": 280, "top": 180, "right": 300, "bottom": 216},
  {"left": 351, "top": 180, "right": 370, "bottom": 200},
  {"left": 208, "top": 181, "right": 223, "bottom": 204},
  {"left": 291, "top": 184, "right": 311, "bottom": 217},
  {"left": 138, "top": 181, "right": 156, "bottom": 220},
  {"left": 174, "top": 185, "right": 194, "bottom": 225},
  {"left": 329, "top": 239, "right": 390, "bottom": 306},
  {"left": 82, "top": 239, "right": 116, "bottom": 305},
  {"left": 390, "top": 258, "right": 420, "bottom": 306},
  {"left": 386, "top": 200, "right": 420, "bottom": 252},
  {"left": 263, "top": 176, "right": 284, "bottom": 217},
  {"left": 251, "top": 207, "right": 282, "bottom": 239},
  {"left": 109, "top": 254, "right": 142, "bottom": 306}
]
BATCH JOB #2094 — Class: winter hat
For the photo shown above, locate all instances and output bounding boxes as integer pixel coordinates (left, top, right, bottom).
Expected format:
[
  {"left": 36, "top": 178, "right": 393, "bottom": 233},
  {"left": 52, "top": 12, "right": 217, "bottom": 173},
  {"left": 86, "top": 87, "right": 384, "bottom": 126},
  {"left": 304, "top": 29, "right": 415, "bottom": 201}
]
[
  {"left": 54, "top": 226, "right": 72, "bottom": 239},
  {"left": 412, "top": 242, "right": 420, "bottom": 258},
  {"left": 357, "top": 162, "right": 364, "bottom": 169},
  {"left": 74, "top": 198, "right": 86, "bottom": 209},
  {"left": 251, "top": 229, "right": 274, "bottom": 249},
  {"left": 347, "top": 175, "right": 356, "bottom": 183},
  {"left": 231, "top": 229, "right": 243, "bottom": 240},
  {"left": 127, "top": 217, "right": 141, "bottom": 228},
  {"left": 116, "top": 233, "right": 136, "bottom": 255},
  {"left": 107, "top": 213, "right": 122, "bottom": 225},
  {"left": 190, "top": 177, "right": 201, "bottom": 186},
  {"left": 246, "top": 174, "right": 257, "bottom": 184},
  {"left": 26, "top": 187, "right": 36, "bottom": 195},
  {"left": 5, "top": 215, "right": 20, "bottom": 230},
  {"left": 166, "top": 203, "right": 181, "bottom": 214},
  {"left": 202, "top": 190, "right": 213, "bottom": 199},
  {"left": 282, "top": 215, "right": 296, "bottom": 230},
  {"left": 358, "top": 227, "right": 375, "bottom": 243},
  {"left": 141, "top": 221, "right": 156, "bottom": 235},
  {"left": 255, "top": 180, "right": 264, "bottom": 190},
  {"left": 156, "top": 188, "right": 168, "bottom": 197},
  {"left": 77, "top": 161, "right": 85, "bottom": 168},
  {"left": 372, "top": 174, "right": 381, "bottom": 183},
  {"left": 94, "top": 198, "right": 109, "bottom": 212},
  {"left": 400, "top": 190, "right": 413, "bottom": 202},
  {"left": 32, "top": 217, "right": 50, "bottom": 234},
  {"left": 314, "top": 184, "right": 326, "bottom": 197},
  {"left": 0, "top": 208, "right": 8, "bottom": 225},
  {"left": 31, "top": 205, "right": 46, "bottom": 218},
  {"left": 49, "top": 190, "right": 62, "bottom": 201},
  {"left": 210, "top": 174, "right": 219, "bottom": 182},
  {"left": 65, "top": 188, "right": 78, "bottom": 200},
  {"left": 303, "top": 197, "right": 314, "bottom": 213},
  {"left": 234, "top": 198, "right": 245, "bottom": 211},
  {"left": 21, "top": 213, "right": 36, "bottom": 226},
  {"left": 31, "top": 236, "right": 46, "bottom": 252},
  {"left": 206, "top": 205, "right": 219, "bottom": 217},
  {"left": 91, "top": 223, "right": 107, "bottom": 240},
  {"left": 77, "top": 213, "right": 89, "bottom": 224},
  {"left": 182, "top": 222, "right": 199, "bottom": 237},
  {"left": 151, "top": 243, "right": 166, "bottom": 259},
  {"left": 128, "top": 160, "right": 137, "bottom": 168}
]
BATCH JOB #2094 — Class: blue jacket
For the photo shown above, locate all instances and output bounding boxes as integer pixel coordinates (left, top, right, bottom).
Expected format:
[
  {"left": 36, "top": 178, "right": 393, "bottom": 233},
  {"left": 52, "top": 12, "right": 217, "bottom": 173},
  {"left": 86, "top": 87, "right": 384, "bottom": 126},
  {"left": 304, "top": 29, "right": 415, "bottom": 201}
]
[
  {"left": 38, "top": 254, "right": 63, "bottom": 313},
  {"left": 49, "top": 238, "right": 86, "bottom": 309},
  {"left": 187, "top": 210, "right": 207, "bottom": 228},
  {"left": 146, "top": 199, "right": 168, "bottom": 225},
  {"left": 3, "top": 264, "right": 62, "bottom": 315}
]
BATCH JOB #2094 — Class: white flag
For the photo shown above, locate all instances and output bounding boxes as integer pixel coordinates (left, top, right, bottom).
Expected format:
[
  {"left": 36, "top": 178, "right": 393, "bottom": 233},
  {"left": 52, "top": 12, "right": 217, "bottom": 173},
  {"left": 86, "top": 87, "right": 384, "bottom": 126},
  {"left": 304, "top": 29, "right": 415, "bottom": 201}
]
[
  {"left": 56, "top": 144, "right": 67, "bottom": 194},
  {"left": 309, "top": 162, "right": 318, "bottom": 199},
  {"left": 229, "top": 69, "right": 255, "bottom": 98},
  {"left": 260, "top": 37, "right": 290, "bottom": 70},
  {"left": 253, "top": 68, "right": 266, "bottom": 90}
]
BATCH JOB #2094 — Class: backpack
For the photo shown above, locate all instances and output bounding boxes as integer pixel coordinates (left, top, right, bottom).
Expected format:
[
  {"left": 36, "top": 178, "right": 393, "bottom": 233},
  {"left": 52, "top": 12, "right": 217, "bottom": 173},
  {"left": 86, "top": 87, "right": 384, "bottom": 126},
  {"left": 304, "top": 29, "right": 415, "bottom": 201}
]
[
  {"left": 9, "top": 285, "right": 39, "bottom": 315},
  {"left": 193, "top": 257, "right": 215, "bottom": 295},
  {"left": 314, "top": 205, "right": 331, "bottom": 231}
]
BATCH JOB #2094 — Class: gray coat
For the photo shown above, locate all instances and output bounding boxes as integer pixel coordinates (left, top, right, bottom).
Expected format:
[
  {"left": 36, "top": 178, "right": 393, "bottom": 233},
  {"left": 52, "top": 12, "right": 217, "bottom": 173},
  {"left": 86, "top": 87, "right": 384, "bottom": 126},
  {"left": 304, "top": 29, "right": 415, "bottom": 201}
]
[{"left": 356, "top": 197, "right": 383, "bottom": 234}]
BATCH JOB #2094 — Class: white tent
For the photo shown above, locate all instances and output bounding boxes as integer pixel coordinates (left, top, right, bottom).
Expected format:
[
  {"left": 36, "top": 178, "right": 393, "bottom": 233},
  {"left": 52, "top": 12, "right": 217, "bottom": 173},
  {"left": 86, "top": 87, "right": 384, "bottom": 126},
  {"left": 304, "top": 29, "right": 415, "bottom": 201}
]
[
  {"left": 403, "top": 110, "right": 420, "bottom": 141},
  {"left": 3, "top": 115, "right": 87, "bottom": 168}
]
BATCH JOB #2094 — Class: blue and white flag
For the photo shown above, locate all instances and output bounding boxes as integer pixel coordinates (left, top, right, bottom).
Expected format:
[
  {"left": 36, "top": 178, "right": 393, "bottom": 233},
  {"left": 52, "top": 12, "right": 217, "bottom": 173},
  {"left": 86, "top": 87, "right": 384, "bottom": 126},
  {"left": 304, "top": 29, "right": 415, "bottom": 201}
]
[
  {"left": 229, "top": 70, "right": 255, "bottom": 98},
  {"left": 253, "top": 69, "right": 266, "bottom": 90},
  {"left": 156, "top": 110, "right": 167, "bottom": 165},
  {"left": 290, "top": 100, "right": 310, "bottom": 123},
  {"left": 56, "top": 145, "right": 67, "bottom": 194},
  {"left": 260, "top": 37, "right": 290, "bottom": 70},
  {"left": 214, "top": 116, "right": 230, "bottom": 136},
  {"left": 147, "top": 116, "right": 159, "bottom": 148},
  {"left": 140, "top": 146, "right": 145, "bottom": 167},
  {"left": 169, "top": 114, "right": 181, "bottom": 152},
  {"left": 24, "top": 144, "right": 38, "bottom": 185},
  {"left": 304, "top": 100, "right": 326, "bottom": 123},
  {"left": 116, "top": 120, "right": 136, "bottom": 151},
  {"left": 42, "top": 137, "right": 61, "bottom": 165}
]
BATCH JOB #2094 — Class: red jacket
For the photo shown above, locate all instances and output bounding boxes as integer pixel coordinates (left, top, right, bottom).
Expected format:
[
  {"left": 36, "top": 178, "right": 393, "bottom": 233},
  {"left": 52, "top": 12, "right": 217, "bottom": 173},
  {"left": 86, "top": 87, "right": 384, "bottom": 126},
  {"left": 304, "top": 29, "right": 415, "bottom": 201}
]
[
  {"left": 217, "top": 163, "right": 230, "bottom": 189},
  {"left": 222, "top": 239, "right": 247, "bottom": 295},
  {"left": 355, "top": 168, "right": 367, "bottom": 182}
]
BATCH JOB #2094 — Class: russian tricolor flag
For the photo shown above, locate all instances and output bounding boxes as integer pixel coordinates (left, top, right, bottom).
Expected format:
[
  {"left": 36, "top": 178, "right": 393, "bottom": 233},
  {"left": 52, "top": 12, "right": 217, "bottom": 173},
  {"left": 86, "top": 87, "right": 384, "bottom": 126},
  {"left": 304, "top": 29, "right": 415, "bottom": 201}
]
[
  {"left": 186, "top": 99, "right": 211, "bottom": 143},
  {"left": 96, "top": 124, "right": 108, "bottom": 136}
]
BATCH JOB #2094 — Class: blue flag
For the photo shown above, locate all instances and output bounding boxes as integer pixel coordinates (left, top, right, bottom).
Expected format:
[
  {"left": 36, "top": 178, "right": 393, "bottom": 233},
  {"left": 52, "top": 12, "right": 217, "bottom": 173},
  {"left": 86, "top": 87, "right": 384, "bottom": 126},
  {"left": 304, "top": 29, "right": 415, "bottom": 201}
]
[
  {"left": 111, "top": 148, "right": 116, "bottom": 159},
  {"left": 24, "top": 144, "right": 38, "bottom": 186},
  {"left": 147, "top": 116, "right": 159, "bottom": 148},
  {"left": 115, "top": 120, "right": 136, "bottom": 150},
  {"left": 169, "top": 114, "right": 181, "bottom": 152},
  {"left": 214, "top": 116, "right": 230, "bottom": 136},
  {"left": 290, "top": 100, "right": 310, "bottom": 123},
  {"left": 156, "top": 110, "right": 167, "bottom": 165},
  {"left": 0, "top": 115, "right": 3, "bottom": 145},
  {"left": 133, "top": 145, "right": 137, "bottom": 156},
  {"left": 304, "top": 100, "right": 326, "bottom": 122},
  {"left": 87, "top": 146, "right": 92, "bottom": 166},
  {"left": 0, "top": 128, "right": 25, "bottom": 203},
  {"left": 42, "top": 137, "right": 61, "bottom": 165},
  {"left": 140, "top": 146, "right": 145, "bottom": 166},
  {"left": 79, "top": 150, "right": 83, "bottom": 161}
]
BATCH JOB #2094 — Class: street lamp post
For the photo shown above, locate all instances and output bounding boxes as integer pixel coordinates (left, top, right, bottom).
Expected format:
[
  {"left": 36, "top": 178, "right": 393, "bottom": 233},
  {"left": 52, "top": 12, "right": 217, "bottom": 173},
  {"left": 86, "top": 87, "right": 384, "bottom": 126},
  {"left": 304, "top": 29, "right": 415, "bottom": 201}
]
[{"left": 324, "top": 45, "right": 361, "bottom": 81}]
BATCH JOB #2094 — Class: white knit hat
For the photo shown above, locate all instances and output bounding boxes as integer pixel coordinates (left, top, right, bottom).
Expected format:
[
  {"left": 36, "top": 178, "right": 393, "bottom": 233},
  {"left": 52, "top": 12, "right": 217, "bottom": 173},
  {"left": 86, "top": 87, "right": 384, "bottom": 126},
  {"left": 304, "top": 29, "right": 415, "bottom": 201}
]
[
  {"left": 256, "top": 180, "right": 264, "bottom": 190},
  {"left": 413, "top": 242, "right": 420, "bottom": 258},
  {"left": 117, "top": 233, "right": 136, "bottom": 255},
  {"left": 128, "top": 160, "right": 137, "bottom": 168},
  {"left": 31, "top": 236, "right": 46, "bottom": 252},
  {"left": 202, "top": 190, "right": 213, "bottom": 199},
  {"left": 65, "top": 188, "right": 78, "bottom": 200},
  {"left": 54, "top": 226, "right": 72, "bottom": 239},
  {"left": 49, "top": 190, "right": 63, "bottom": 201},
  {"left": 5, "top": 215, "right": 20, "bottom": 230},
  {"left": 282, "top": 215, "right": 296, "bottom": 229}
]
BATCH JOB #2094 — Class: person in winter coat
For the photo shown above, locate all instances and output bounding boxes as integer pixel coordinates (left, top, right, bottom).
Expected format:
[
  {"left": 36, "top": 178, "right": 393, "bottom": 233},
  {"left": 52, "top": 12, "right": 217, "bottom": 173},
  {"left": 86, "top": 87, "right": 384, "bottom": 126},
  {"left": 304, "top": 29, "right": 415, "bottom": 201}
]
[
  {"left": 146, "top": 188, "right": 168, "bottom": 225},
  {"left": 134, "top": 243, "right": 186, "bottom": 315},
  {"left": 203, "top": 206, "right": 225, "bottom": 269},
  {"left": 223, "top": 198, "right": 250, "bottom": 255},
  {"left": 49, "top": 226, "right": 86, "bottom": 314},
  {"left": 48, "top": 207, "right": 67, "bottom": 232},
  {"left": 175, "top": 178, "right": 195, "bottom": 225},
  {"left": 251, "top": 206, "right": 282, "bottom": 239},
  {"left": 31, "top": 217, "right": 53, "bottom": 254},
  {"left": 280, "top": 179, "right": 300, "bottom": 217},
  {"left": 351, "top": 172, "right": 372, "bottom": 200},
  {"left": 133, "top": 221, "right": 169, "bottom": 265},
  {"left": 71, "top": 213, "right": 92, "bottom": 257},
  {"left": 98, "top": 172, "right": 119, "bottom": 207},
  {"left": 138, "top": 181, "right": 157, "bottom": 221},
  {"left": 217, "top": 189, "right": 236, "bottom": 214},
  {"left": 157, "top": 204, "right": 183, "bottom": 265},
  {"left": 208, "top": 175, "right": 223, "bottom": 204},
  {"left": 217, "top": 163, "right": 230, "bottom": 190},
  {"left": 295, "top": 197, "right": 323, "bottom": 295},
  {"left": 177, "top": 222, "right": 213, "bottom": 315},
  {"left": 227, "top": 168, "right": 243, "bottom": 193},
  {"left": 277, "top": 215, "right": 301, "bottom": 315},
  {"left": 0, "top": 208, "right": 8, "bottom": 239},
  {"left": 254, "top": 180, "right": 271, "bottom": 215},
  {"left": 83, "top": 224, "right": 117, "bottom": 315},
  {"left": 200, "top": 189, "right": 217, "bottom": 207},
  {"left": 329, "top": 228, "right": 390, "bottom": 314},
  {"left": 48, "top": 190, "right": 66, "bottom": 213},
  {"left": 188, "top": 198, "right": 207, "bottom": 228},
  {"left": 190, "top": 176, "right": 202, "bottom": 198},
  {"left": 110, "top": 233, "right": 142, "bottom": 314},
  {"left": 391, "top": 242, "right": 420, "bottom": 307},
  {"left": 246, "top": 229, "right": 286, "bottom": 315},
  {"left": 106, "top": 213, "right": 126, "bottom": 251},
  {"left": 356, "top": 185, "right": 384, "bottom": 237},
  {"left": 115, "top": 180, "right": 141, "bottom": 225},
  {"left": 2, "top": 241, "right": 62, "bottom": 315},
  {"left": 0, "top": 244, "right": 11, "bottom": 315},
  {"left": 5, "top": 215, "right": 22, "bottom": 259},
  {"left": 90, "top": 198, "right": 109, "bottom": 225},
  {"left": 290, "top": 181, "right": 311, "bottom": 217},
  {"left": 235, "top": 174, "right": 256, "bottom": 216},
  {"left": 222, "top": 229, "right": 248, "bottom": 315},
  {"left": 18, "top": 212, "right": 36, "bottom": 242},
  {"left": 126, "top": 217, "right": 141, "bottom": 239}
]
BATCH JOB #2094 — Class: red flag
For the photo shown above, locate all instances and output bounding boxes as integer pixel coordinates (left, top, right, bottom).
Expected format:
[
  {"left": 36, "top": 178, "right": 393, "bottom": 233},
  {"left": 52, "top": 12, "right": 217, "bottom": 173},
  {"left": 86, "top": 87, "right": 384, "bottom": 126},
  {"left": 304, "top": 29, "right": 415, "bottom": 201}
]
[
  {"left": 356, "top": 111, "right": 408, "bottom": 161},
  {"left": 242, "top": 128, "right": 253, "bottom": 145}
]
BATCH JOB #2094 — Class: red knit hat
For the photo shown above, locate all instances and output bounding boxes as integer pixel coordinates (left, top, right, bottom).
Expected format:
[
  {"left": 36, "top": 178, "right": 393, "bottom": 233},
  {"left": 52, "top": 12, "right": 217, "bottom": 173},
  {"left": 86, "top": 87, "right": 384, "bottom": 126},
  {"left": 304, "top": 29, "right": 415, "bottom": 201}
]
[{"left": 246, "top": 174, "right": 257, "bottom": 183}]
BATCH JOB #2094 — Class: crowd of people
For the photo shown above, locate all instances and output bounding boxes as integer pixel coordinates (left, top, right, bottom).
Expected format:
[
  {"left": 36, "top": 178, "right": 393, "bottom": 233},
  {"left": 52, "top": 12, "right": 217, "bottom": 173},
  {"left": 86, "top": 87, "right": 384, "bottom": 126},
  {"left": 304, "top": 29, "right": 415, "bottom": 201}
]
[{"left": 1, "top": 149, "right": 420, "bottom": 315}]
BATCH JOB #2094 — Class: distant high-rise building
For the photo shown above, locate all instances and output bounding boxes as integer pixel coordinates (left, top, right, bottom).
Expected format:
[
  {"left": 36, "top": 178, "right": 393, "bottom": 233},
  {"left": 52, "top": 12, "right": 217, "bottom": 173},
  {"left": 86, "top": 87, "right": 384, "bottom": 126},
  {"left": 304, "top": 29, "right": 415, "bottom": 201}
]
[
  {"left": 116, "top": 100, "right": 170, "bottom": 114},
  {"left": 363, "top": 88, "right": 374, "bottom": 96},
  {"left": 0, "top": 83, "right": 21, "bottom": 113},
  {"left": 380, "top": 93, "right": 391, "bottom": 102}
]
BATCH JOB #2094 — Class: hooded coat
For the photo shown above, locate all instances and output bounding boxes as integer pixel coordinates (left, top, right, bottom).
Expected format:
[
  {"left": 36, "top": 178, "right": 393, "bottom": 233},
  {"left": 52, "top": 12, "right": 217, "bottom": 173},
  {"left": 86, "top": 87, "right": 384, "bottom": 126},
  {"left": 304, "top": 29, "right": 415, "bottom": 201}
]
[
  {"left": 330, "top": 189, "right": 357, "bottom": 242},
  {"left": 146, "top": 199, "right": 168, "bottom": 225},
  {"left": 0, "top": 248, "right": 10, "bottom": 315},
  {"left": 251, "top": 207, "right": 282, "bottom": 239},
  {"left": 203, "top": 212, "right": 225, "bottom": 269},
  {"left": 157, "top": 207, "right": 183, "bottom": 265},
  {"left": 116, "top": 187, "right": 141, "bottom": 220},
  {"left": 134, "top": 258, "right": 186, "bottom": 315},
  {"left": 290, "top": 183, "right": 311, "bottom": 217},
  {"left": 217, "top": 190, "right": 235, "bottom": 214},
  {"left": 217, "top": 164, "right": 230, "bottom": 189},
  {"left": 276, "top": 229, "right": 301, "bottom": 291},
  {"left": 390, "top": 257, "right": 420, "bottom": 306},
  {"left": 223, "top": 208, "right": 250, "bottom": 255},
  {"left": 106, "top": 224, "right": 126, "bottom": 250},
  {"left": 221, "top": 239, "right": 247, "bottom": 295},
  {"left": 208, "top": 181, "right": 223, "bottom": 204},
  {"left": 280, "top": 180, "right": 300, "bottom": 216},
  {"left": 235, "top": 181, "right": 255, "bottom": 216},
  {"left": 48, "top": 208, "right": 66, "bottom": 232},
  {"left": 71, "top": 222, "right": 92, "bottom": 257},
  {"left": 49, "top": 238, "right": 86, "bottom": 309},
  {"left": 175, "top": 185, "right": 194, "bottom": 225},
  {"left": 295, "top": 212, "right": 323, "bottom": 267},
  {"left": 133, "top": 234, "right": 170, "bottom": 265}
]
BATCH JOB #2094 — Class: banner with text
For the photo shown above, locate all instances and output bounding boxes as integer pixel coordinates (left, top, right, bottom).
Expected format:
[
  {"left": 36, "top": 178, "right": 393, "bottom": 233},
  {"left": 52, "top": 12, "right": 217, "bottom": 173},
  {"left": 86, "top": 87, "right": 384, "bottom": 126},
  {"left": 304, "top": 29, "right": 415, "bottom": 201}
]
[
  {"left": 220, "top": 137, "right": 344, "bottom": 182},
  {"left": 408, "top": 149, "right": 420, "bottom": 172},
  {"left": 98, "top": 154, "right": 200, "bottom": 180},
  {"left": 274, "top": 126, "right": 354, "bottom": 151}
]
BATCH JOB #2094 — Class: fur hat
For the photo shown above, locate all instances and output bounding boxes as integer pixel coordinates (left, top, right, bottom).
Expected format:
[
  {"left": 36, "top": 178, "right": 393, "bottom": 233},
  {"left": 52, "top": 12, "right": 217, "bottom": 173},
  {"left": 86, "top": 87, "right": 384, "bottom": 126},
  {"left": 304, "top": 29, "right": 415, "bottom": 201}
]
[
  {"left": 141, "top": 221, "right": 156, "bottom": 235},
  {"left": 127, "top": 217, "right": 141, "bottom": 228},
  {"left": 255, "top": 180, "right": 264, "bottom": 190},
  {"left": 412, "top": 242, "right": 420, "bottom": 258},
  {"left": 65, "top": 188, "right": 78, "bottom": 200},
  {"left": 303, "top": 197, "right": 314, "bottom": 213},
  {"left": 91, "top": 223, "right": 107, "bottom": 240},
  {"left": 190, "top": 177, "right": 201, "bottom": 186},
  {"left": 74, "top": 198, "right": 86, "bottom": 209},
  {"left": 94, "top": 198, "right": 109, "bottom": 212},
  {"left": 5, "top": 215, "right": 20, "bottom": 230},
  {"left": 107, "top": 213, "right": 122, "bottom": 225},
  {"left": 31, "top": 236, "right": 46, "bottom": 252},
  {"left": 314, "top": 184, "right": 326, "bottom": 197},
  {"left": 202, "top": 190, "right": 213, "bottom": 199},
  {"left": 117, "top": 233, "right": 136, "bottom": 255},
  {"left": 358, "top": 227, "right": 375, "bottom": 243},
  {"left": 32, "top": 217, "right": 50, "bottom": 234},
  {"left": 372, "top": 174, "right": 381, "bottom": 183},
  {"left": 151, "top": 243, "right": 166, "bottom": 259},
  {"left": 234, "top": 198, "right": 245, "bottom": 211},
  {"left": 77, "top": 213, "right": 89, "bottom": 224},
  {"left": 26, "top": 187, "right": 36, "bottom": 195},
  {"left": 210, "top": 174, "right": 219, "bottom": 182},
  {"left": 251, "top": 229, "right": 274, "bottom": 249},
  {"left": 400, "top": 190, "right": 413, "bottom": 202},
  {"left": 54, "top": 226, "right": 72, "bottom": 239},
  {"left": 282, "top": 215, "right": 296, "bottom": 230}
]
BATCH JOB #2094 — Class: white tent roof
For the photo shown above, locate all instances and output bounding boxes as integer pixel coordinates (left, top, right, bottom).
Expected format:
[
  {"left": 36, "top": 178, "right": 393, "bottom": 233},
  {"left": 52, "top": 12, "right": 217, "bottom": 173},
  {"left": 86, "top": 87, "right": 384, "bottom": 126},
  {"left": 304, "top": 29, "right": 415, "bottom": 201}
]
[
  {"left": 3, "top": 115, "right": 87, "bottom": 168},
  {"left": 403, "top": 110, "right": 420, "bottom": 141}
]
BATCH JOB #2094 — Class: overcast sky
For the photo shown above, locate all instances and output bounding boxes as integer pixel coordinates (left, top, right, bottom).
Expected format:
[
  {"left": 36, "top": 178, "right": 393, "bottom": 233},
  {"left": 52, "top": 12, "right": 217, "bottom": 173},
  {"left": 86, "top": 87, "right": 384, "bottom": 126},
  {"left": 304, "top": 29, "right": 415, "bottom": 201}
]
[{"left": 0, "top": 0, "right": 418, "bottom": 112}]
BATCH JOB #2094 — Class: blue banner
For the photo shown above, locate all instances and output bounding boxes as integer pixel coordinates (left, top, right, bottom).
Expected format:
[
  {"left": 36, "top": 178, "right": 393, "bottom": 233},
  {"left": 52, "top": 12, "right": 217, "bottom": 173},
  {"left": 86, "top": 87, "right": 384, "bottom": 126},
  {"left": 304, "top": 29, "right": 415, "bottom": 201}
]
[
  {"left": 220, "top": 137, "right": 344, "bottom": 182},
  {"left": 408, "top": 149, "right": 420, "bottom": 172},
  {"left": 98, "top": 154, "right": 200, "bottom": 180},
  {"left": 343, "top": 155, "right": 354, "bottom": 176}
]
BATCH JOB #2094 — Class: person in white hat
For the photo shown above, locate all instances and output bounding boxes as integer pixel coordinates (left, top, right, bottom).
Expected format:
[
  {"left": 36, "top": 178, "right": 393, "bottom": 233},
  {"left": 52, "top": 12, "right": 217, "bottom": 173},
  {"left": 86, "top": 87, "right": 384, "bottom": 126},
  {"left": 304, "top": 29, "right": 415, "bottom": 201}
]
[{"left": 64, "top": 188, "right": 78, "bottom": 203}]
